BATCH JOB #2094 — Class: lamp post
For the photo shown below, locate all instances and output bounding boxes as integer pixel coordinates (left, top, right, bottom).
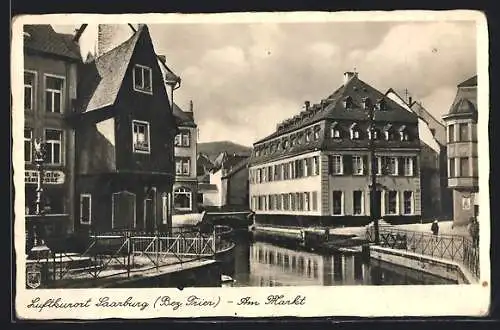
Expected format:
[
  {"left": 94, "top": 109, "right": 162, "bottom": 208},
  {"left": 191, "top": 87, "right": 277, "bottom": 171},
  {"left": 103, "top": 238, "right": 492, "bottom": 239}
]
[
  {"left": 368, "top": 104, "right": 380, "bottom": 245},
  {"left": 28, "top": 138, "right": 52, "bottom": 260}
]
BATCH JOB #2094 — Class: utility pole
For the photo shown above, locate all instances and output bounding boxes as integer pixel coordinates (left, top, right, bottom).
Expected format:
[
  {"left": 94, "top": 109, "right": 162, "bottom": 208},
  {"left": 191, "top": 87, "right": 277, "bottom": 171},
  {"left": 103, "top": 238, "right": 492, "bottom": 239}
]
[{"left": 369, "top": 104, "right": 380, "bottom": 244}]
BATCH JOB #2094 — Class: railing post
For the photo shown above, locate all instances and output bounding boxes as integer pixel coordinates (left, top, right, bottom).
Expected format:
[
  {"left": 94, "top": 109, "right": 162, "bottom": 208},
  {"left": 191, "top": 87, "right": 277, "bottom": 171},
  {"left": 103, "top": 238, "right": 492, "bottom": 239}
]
[
  {"left": 155, "top": 232, "right": 159, "bottom": 272},
  {"left": 127, "top": 232, "right": 131, "bottom": 279}
]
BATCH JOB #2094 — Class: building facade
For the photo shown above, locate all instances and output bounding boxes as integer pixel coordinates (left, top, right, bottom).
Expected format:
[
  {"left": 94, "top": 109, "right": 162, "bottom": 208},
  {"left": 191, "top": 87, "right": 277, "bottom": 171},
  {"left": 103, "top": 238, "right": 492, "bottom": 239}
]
[
  {"left": 387, "top": 90, "right": 452, "bottom": 221},
  {"left": 70, "top": 25, "right": 178, "bottom": 233},
  {"left": 23, "top": 25, "right": 81, "bottom": 236},
  {"left": 249, "top": 72, "right": 422, "bottom": 227},
  {"left": 172, "top": 101, "right": 198, "bottom": 214},
  {"left": 223, "top": 157, "right": 250, "bottom": 209},
  {"left": 442, "top": 75, "right": 478, "bottom": 226}
]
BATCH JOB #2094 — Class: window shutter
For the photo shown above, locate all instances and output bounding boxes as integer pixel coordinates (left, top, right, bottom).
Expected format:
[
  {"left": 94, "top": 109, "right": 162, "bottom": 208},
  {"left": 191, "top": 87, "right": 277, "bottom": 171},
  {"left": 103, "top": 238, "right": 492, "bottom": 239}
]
[
  {"left": 363, "top": 155, "right": 369, "bottom": 175},
  {"left": 398, "top": 157, "right": 404, "bottom": 176},
  {"left": 344, "top": 155, "right": 352, "bottom": 175},
  {"left": 413, "top": 156, "right": 419, "bottom": 177},
  {"left": 328, "top": 156, "right": 333, "bottom": 174}
]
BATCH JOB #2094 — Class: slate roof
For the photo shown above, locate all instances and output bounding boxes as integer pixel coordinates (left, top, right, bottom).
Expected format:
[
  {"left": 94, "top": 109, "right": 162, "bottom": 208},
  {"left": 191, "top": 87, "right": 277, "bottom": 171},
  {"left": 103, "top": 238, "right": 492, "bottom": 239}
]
[
  {"left": 173, "top": 103, "right": 196, "bottom": 127},
  {"left": 255, "top": 74, "right": 418, "bottom": 145},
  {"left": 23, "top": 25, "right": 80, "bottom": 60},
  {"left": 76, "top": 27, "right": 142, "bottom": 114},
  {"left": 449, "top": 98, "right": 477, "bottom": 115},
  {"left": 458, "top": 75, "right": 477, "bottom": 87},
  {"left": 212, "top": 152, "right": 249, "bottom": 172},
  {"left": 222, "top": 157, "right": 250, "bottom": 179}
]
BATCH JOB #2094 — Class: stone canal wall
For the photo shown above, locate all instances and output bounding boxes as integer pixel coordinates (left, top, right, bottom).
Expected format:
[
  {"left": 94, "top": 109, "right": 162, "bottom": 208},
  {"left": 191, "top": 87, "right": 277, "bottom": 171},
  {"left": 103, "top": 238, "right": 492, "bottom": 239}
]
[{"left": 369, "top": 245, "right": 476, "bottom": 284}]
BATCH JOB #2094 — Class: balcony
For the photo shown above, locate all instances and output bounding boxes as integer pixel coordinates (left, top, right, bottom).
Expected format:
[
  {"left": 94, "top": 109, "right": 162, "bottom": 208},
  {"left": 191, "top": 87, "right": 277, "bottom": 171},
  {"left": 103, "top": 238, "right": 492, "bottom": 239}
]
[{"left": 448, "top": 177, "right": 478, "bottom": 189}]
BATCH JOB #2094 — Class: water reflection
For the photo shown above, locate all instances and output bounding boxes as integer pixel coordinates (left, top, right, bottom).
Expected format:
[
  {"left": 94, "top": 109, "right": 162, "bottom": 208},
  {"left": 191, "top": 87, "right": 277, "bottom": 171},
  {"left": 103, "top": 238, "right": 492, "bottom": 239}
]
[{"left": 231, "top": 241, "right": 456, "bottom": 287}]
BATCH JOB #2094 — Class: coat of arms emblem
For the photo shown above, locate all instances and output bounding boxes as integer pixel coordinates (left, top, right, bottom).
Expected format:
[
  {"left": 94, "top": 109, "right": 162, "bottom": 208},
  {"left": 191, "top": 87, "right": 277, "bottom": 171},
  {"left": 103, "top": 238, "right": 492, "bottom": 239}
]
[{"left": 26, "top": 264, "right": 42, "bottom": 289}]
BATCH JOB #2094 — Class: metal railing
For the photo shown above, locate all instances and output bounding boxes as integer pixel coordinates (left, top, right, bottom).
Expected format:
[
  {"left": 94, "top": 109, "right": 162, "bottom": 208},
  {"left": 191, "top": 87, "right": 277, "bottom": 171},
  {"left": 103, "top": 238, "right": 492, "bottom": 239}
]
[
  {"left": 27, "top": 225, "right": 234, "bottom": 287},
  {"left": 366, "top": 227, "right": 480, "bottom": 278}
]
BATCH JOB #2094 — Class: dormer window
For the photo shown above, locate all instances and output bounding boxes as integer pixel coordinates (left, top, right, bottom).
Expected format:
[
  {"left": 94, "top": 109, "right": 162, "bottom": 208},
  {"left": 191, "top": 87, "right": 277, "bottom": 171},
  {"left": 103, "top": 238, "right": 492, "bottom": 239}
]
[
  {"left": 399, "top": 125, "right": 409, "bottom": 141},
  {"left": 305, "top": 130, "right": 312, "bottom": 142},
  {"left": 384, "top": 123, "right": 394, "bottom": 140},
  {"left": 282, "top": 138, "right": 289, "bottom": 149},
  {"left": 330, "top": 122, "right": 341, "bottom": 139},
  {"left": 376, "top": 98, "right": 387, "bottom": 111},
  {"left": 343, "top": 96, "right": 353, "bottom": 110},
  {"left": 362, "top": 97, "right": 373, "bottom": 110},
  {"left": 367, "top": 127, "right": 379, "bottom": 140},
  {"left": 350, "top": 123, "right": 360, "bottom": 140},
  {"left": 290, "top": 136, "right": 296, "bottom": 147},
  {"left": 133, "top": 64, "right": 153, "bottom": 94}
]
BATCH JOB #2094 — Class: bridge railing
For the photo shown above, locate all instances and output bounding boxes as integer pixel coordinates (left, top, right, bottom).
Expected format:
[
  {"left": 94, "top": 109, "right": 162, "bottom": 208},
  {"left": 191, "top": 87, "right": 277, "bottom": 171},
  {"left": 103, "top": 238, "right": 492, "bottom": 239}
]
[
  {"left": 366, "top": 226, "right": 479, "bottom": 279},
  {"left": 26, "top": 225, "right": 234, "bottom": 287}
]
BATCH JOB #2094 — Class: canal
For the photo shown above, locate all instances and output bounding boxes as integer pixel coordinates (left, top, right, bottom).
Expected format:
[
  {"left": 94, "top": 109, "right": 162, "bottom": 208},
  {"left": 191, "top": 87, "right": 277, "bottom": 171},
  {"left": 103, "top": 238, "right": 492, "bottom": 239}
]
[{"left": 226, "top": 238, "right": 457, "bottom": 286}]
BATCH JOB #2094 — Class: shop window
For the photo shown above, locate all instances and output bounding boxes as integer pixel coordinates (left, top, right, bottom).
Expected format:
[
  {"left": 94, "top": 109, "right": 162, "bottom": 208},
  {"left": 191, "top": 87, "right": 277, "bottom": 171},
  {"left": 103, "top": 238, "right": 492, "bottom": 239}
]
[
  {"left": 174, "top": 187, "right": 192, "bottom": 211},
  {"left": 133, "top": 64, "right": 152, "bottom": 94}
]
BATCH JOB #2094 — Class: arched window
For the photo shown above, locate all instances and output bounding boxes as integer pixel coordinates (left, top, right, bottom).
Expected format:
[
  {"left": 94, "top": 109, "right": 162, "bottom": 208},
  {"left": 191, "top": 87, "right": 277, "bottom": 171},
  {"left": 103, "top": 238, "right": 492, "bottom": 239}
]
[
  {"left": 384, "top": 123, "right": 394, "bottom": 140},
  {"left": 330, "top": 122, "right": 340, "bottom": 138},
  {"left": 399, "top": 125, "right": 409, "bottom": 141},
  {"left": 350, "top": 123, "right": 360, "bottom": 140},
  {"left": 174, "top": 187, "right": 192, "bottom": 211}
]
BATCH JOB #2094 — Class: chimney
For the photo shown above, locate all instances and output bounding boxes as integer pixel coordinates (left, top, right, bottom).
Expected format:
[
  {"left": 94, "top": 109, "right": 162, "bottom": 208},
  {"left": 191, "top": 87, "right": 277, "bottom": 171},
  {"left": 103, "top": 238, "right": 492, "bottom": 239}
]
[
  {"left": 304, "top": 101, "right": 310, "bottom": 111},
  {"left": 408, "top": 96, "right": 413, "bottom": 105},
  {"left": 158, "top": 55, "right": 167, "bottom": 64},
  {"left": 343, "top": 71, "right": 358, "bottom": 85}
]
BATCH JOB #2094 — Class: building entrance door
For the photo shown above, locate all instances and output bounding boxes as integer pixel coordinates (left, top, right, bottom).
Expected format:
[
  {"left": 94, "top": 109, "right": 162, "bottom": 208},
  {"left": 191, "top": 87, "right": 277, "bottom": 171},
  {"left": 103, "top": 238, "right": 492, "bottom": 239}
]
[
  {"left": 112, "top": 191, "right": 136, "bottom": 230},
  {"left": 144, "top": 198, "right": 155, "bottom": 232}
]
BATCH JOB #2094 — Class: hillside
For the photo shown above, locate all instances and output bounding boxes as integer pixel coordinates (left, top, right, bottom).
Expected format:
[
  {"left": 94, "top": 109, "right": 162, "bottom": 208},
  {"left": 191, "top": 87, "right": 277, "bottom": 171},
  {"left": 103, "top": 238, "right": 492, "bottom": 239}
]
[{"left": 198, "top": 141, "right": 252, "bottom": 162}]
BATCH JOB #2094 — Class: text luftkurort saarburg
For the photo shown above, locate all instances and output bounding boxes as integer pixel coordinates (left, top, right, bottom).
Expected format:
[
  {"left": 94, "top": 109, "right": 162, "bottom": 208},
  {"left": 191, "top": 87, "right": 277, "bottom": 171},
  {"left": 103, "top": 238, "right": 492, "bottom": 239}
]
[{"left": 26, "top": 294, "right": 306, "bottom": 312}]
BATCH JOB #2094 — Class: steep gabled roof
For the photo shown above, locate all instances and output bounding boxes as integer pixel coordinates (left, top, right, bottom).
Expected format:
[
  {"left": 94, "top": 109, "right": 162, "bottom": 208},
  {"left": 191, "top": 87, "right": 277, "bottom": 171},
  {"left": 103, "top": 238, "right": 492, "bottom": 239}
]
[
  {"left": 255, "top": 74, "right": 418, "bottom": 145},
  {"left": 458, "top": 75, "right": 477, "bottom": 87},
  {"left": 76, "top": 28, "right": 142, "bottom": 114},
  {"left": 24, "top": 25, "right": 80, "bottom": 60},
  {"left": 173, "top": 103, "right": 196, "bottom": 127}
]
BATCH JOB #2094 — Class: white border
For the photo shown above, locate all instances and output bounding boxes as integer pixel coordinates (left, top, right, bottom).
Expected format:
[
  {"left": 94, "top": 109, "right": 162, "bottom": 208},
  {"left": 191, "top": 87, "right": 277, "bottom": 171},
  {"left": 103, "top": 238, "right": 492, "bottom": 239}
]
[{"left": 12, "top": 11, "right": 490, "bottom": 320}]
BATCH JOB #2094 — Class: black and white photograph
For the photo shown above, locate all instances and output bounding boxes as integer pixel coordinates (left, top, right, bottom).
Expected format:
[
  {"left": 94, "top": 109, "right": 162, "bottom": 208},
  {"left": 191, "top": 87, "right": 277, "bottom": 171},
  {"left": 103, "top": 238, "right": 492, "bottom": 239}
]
[{"left": 12, "top": 11, "right": 490, "bottom": 318}]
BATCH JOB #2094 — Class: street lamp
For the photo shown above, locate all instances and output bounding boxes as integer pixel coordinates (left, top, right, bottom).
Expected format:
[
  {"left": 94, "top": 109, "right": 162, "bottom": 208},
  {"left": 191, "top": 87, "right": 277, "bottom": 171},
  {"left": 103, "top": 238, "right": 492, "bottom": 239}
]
[
  {"left": 368, "top": 104, "right": 380, "bottom": 245},
  {"left": 27, "top": 137, "right": 52, "bottom": 260}
]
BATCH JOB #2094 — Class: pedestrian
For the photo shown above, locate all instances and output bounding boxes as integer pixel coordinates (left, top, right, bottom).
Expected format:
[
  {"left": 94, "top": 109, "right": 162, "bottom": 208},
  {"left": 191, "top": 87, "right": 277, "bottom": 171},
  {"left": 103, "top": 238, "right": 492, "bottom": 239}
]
[
  {"left": 431, "top": 219, "right": 439, "bottom": 236},
  {"left": 468, "top": 217, "right": 479, "bottom": 248}
]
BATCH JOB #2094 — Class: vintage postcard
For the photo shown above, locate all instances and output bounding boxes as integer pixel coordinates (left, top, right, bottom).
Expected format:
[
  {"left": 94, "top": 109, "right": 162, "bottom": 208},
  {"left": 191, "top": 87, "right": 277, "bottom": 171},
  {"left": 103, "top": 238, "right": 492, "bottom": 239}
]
[{"left": 12, "top": 10, "right": 490, "bottom": 319}]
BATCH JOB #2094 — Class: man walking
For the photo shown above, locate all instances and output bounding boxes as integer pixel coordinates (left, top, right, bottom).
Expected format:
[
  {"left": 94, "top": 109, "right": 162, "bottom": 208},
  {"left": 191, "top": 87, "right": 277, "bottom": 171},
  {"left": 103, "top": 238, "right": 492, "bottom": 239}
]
[{"left": 468, "top": 217, "right": 479, "bottom": 248}]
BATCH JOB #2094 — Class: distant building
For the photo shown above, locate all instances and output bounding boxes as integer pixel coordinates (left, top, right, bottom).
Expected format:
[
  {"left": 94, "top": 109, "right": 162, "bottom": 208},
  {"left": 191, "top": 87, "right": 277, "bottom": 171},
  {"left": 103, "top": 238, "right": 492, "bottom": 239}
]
[
  {"left": 442, "top": 75, "right": 478, "bottom": 226},
  {"left": 223, "top": 157, "right": 250, "bottom": 209},
  {"left": 70, "top": 25, "right": 178, "bottom": 232},
  {"left": 199, "top": 152, "right": 250, "bottom": 210},
  {"left": 172, "top": 101, "right": 198, "bottom": 214},
  {"left": 196, "top": 153, "right": 214, "bottom": 183},
  {"left": 386, "top": 90, "right": 452, "bottom": 221},
  {"left": 23, "top": 25, "right": 81, "bottom": 235},
  {"left": 249, "top": 72, "right": 422, "bottom": 227}
]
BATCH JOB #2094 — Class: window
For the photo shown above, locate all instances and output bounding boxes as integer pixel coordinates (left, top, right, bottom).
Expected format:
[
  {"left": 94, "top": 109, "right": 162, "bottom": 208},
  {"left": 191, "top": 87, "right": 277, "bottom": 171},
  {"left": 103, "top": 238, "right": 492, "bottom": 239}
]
[
  {"left": 312, "top": 191, "right": 318, "bottom": 211},
  {"left": 460, "top": 157, "right": 469, "bottom": 177},
  {"left": 303, "top": 192, "right": 310, "bottom": 211},
  {"left": 459, "top": 123, "right": 469, "bottom": 141},
  {"left": 313, "top": 128, "right": 320, "bottom": 140},
  {"left": 24, "top": 128, "right": 32, "bottom": 163},
  {"left": 174, "top": 187, "right": 192, "bottom": 210},
  {"left": 374, "top": 156, "right": 382, "bottom": 175},
  {"left": 352, "top": 156, "right": 364, "bottom": 175},
  {"left": 399, "top": 126, "right": 409, "bottom": 141},
  {"left": 332, "top": 191, "right": 343, "bottom": 215},
  {"left": 305, "top": 131, "right": 311, "bottom": 142},
  {"left": 313, "top": 156, "right": 320, "bottom": 175},
  {"left": 403, "top": 191, "right": 413, "bottom": 215},
  {"left": 283, "top": 194, "right": 289, "bottom": 210},
  {"left": 276, "top": 194, "right": 282, "bottom": 210},
  {"left": 132, "top": 120, "right": 150, "bottom": 153},
  {"left": 24, "top": 71, "right": 35, "bottom": 110},
  {"left": 80, "top": 194, "right": 92, "bottom": 224},
  {"left": 387, "top": 191, "right": 398, "bottom": 215},
  {"left": 45, "top": 129, "right": 62, "bottom": 164},
  {"left": 403, "top": 157, "right": 413, "bottom": 176},
  {"left": 290, "top": 193, "right": 295, "bottom": 211},
  {"left": 175, "top": 158, "right": 191, "bottom": 176},
  {"left": 330, "top": 155, "right": 343, "bottom": 175},
  {"left": 45, "top": 75, "right": 64, "bottom": 113},
  {"left": 449, "top": 158, "right": 456, "bottom": 177},
  {"left": 388, "top": 157, "right": 398, "bottom": 176},
  {"left": 133, "top": 64, "right": 152, "bottom": 94},
  {"left": 353, "top": 191, "right": 363, "bottom": 215},
  {"left": 448, "top": 124, "right": 455, "bottom": 143},
  {"left": 384, "top": 124, "right": 394, "bottom": 141},
  {"left": 350, "top": 123, "right": 360, "bottom": 139},
  {"left": 174, "top": 130, "right": 191, "bottom": 147}
]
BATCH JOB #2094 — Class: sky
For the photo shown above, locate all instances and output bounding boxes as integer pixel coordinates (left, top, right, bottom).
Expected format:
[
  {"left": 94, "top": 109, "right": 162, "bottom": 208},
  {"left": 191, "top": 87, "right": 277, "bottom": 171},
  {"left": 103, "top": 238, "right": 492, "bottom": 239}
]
[{"left": 53, "top": 20, "right": 477, "bottom": 147}]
